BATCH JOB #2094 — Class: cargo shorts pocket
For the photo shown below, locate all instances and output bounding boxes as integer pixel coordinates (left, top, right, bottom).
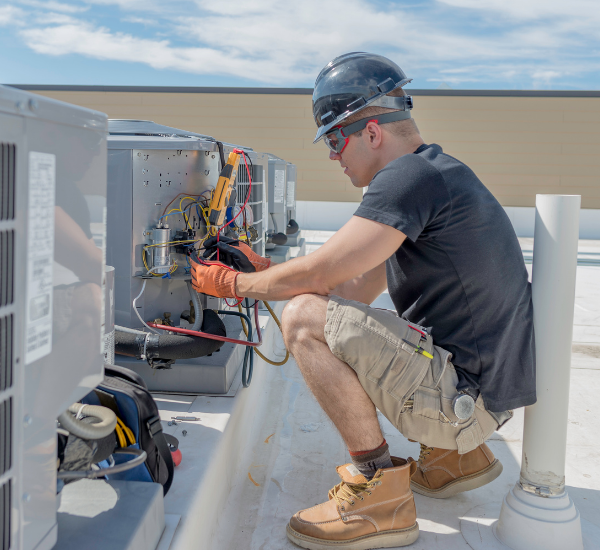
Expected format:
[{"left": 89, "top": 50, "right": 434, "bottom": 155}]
[
  {"left": 413, "top": 387, "right": 442, "bottom": 421},
  {"left": 324, "top": 296, "right": 433, "bottom": 424}
]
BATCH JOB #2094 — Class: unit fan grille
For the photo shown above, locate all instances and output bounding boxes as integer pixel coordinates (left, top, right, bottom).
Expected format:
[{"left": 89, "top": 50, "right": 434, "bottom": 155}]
[
  {"left": 0, "top": 144, "right": 16, "bottom": 221},
  {"left": 236, "top": 164, "right": 263, "bottom": 184},
  {"left": 0, "top": 399, "right": 11, "bottom": 477},
  {"left": 0, "top": 232, "right": 14, "bottom": 308},
  {"left": 0, "top": 478, "right": 11, "bottom": 550},
  {"left": 0, "top": 316, "right": 12, "bottom": 393}
]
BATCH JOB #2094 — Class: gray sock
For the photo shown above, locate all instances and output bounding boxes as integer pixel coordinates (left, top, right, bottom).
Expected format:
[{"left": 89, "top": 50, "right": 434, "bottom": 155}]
[{"left": 350, "top": 441, "right": 393, "bottom": 480}]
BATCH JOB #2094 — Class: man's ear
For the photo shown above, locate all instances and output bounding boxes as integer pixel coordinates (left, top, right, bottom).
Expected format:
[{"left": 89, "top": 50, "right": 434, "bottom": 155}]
[{"left": 365, "top": 121, "right": 383, "bottom": 148}]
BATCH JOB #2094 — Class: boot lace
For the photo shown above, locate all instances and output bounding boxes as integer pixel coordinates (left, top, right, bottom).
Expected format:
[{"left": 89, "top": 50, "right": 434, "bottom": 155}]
[
  {"left": 328, "top": 475, "right": 380, "bottom": 507},
  {"left": 418, "top": 443, "right": 433, "bottom": 464}
]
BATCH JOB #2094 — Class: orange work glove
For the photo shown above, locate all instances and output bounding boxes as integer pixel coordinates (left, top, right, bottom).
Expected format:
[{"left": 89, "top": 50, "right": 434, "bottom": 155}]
[
  {"left": 202, "top": 235, "right": 271, "bottom": 273},
  {"left": 190, "top": 260, "right": 240, "bottom": 299}
]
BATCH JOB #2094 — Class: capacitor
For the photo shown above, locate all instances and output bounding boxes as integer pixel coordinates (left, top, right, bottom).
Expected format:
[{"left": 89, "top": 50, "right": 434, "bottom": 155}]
[
  {"left": 152, "top": 225, "right": 171, "bottom": 274},
  {"left": 452, "top": 393, "right": 475, "bottom": 420}
]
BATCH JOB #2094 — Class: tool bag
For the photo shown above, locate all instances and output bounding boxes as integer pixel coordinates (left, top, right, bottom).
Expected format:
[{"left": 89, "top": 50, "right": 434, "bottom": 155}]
[{"left": 82, "top": 364, "right": 176, "bottom": 495}]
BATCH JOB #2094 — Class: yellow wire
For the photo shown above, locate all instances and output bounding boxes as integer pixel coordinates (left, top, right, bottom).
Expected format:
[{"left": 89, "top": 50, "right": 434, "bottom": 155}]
[
  {"left": 201, "top": 207, "right": 210, "bottom": 226},
  {"left": 238, "top": 301, "right": 289, "bottom": 366},
  {"left": 117, "top": 417, "right": 136, "bottom": 445},
  {"left": 144, "top": 239, "right": 198, "bottom": 249},
  {"left": 142, "top": 246, "right": 178, "bottom": 276},
  {"left": 114, "top": 424, "right": 126, "bottom": 447},
  {"left": 179, "top": 196, "right": 200, "bottom": 230}
]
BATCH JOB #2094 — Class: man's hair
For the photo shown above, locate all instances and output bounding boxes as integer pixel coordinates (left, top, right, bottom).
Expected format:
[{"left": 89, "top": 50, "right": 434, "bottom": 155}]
[{"left": 341, "top": 88, "right": 420, "bottom": 139}]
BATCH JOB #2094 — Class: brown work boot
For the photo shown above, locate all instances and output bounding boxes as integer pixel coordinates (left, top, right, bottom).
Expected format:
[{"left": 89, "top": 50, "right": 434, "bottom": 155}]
[
  {"left": 286, "top": 457, "right": 419, "bottom": 550},
  {"left": 410, "top": 442, "right": 502, "bottom": 499}
]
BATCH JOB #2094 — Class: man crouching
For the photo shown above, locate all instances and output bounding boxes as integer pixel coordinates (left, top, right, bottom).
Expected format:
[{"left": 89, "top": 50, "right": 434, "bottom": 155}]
[{"left": 191, "top": 52, "right": 535, "bottom": 549}]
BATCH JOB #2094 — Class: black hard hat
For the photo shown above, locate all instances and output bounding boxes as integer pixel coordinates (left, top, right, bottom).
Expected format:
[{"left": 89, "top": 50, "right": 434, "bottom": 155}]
[{"left": 312, "top": 52, "right": 412, "bottom": 143}]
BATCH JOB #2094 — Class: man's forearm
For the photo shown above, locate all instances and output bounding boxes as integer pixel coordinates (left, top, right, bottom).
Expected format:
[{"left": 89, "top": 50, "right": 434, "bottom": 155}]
[
  {"left": 235, "top": 255, "right": 331, "bottom": 301},
  {"left": 230, "top": 216, "right": 405, "bottom": 302}
]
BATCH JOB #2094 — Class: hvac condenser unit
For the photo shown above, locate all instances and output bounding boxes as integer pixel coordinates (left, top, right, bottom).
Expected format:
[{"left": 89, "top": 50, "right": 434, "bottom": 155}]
[
  {"left": 106, "top": 121, "right": 268, "bottom": 393},
  {"left": 0, "top": 85, "right": 106, "bottom": 550}
]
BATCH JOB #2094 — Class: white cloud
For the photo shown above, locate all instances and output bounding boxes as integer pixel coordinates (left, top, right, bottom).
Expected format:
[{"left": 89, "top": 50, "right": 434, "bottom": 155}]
[
  {"left": 20, "top": 21, "right": 302, "bottom": 82},
  {"left": 122, "top": 16, "right": 159, "bottom": 26},
  {"left": 0, "top": 5, "right": 26, "bottom": 26},
  {"left": 532, "top": 69, "right": 562, "bottom": 87},
  {"left": 18, "top": 0, "right": 88, "bottom": 13},
  {"left": 84, "top": 0, "right": 171, "bottom": 11},
  {"left": 7, "top": 0, "right": 600, "bottom": 88},
  {"left": 436, "top": 0, "right": 600, "bottom": 22}
]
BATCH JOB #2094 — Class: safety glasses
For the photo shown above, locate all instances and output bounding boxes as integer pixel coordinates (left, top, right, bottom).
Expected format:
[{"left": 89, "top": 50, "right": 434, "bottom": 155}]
[
  {"left": 324, "top": 126, "right": 351, "bottom": 153},
  {"left": 322, "top": 110, "right": 413, "bottom": 154}
]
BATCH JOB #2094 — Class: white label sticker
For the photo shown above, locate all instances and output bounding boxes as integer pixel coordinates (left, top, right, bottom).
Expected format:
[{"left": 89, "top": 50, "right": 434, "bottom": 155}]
[
  {"left": 25, "top": 152, "right": 56, "bottom": 365},
  {"left": 286, "top": 180, "right": 295, "bottom": 207},
  {"left": 274, "top": 169, "right": 285, "bottom": 203}
]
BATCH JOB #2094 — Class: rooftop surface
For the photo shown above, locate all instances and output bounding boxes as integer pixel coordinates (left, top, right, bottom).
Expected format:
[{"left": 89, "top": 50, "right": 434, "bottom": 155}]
[{"left": 154, "top": 231, "right": 600, "bottom": 550}]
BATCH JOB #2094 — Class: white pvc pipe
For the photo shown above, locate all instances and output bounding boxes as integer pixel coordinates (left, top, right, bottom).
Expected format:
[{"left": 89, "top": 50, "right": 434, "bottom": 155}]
[
  {"left": 520, "top": 194, "right": 580, "bottom": 492},
  {"left": 496, "top": 195, "right": 582, "bottom": 550}
]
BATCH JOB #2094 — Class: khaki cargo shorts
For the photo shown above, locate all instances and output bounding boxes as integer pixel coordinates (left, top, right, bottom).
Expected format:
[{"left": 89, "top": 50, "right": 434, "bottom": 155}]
[{"left": 324, "top": 295, "right": 508, "bottom": 454}]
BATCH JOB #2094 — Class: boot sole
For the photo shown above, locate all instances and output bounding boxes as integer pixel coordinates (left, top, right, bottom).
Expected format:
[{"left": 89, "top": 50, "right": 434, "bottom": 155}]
[
  {"left": 286, "top": 522, "right": 419, "bottom": 550},
  {"left": 411, "top": 458, "right": 503, "bottom": 499}
]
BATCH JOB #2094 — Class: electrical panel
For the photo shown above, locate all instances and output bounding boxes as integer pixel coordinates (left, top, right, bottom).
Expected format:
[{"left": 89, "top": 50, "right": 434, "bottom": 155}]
[{"left": 0, "top": 85, "right": 106, "bottom": 550}]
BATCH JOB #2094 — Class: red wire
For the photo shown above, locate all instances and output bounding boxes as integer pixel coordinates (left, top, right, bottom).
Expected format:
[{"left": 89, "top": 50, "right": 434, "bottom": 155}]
[
  {"left": 217, "top": 150, "right": 252, "bottom": 262},
  {"left": 196, "top": 150, "right": 253, "bottom": 307},
  {"left": 194, "top": 257, "right": 237, "bottom": 271}
]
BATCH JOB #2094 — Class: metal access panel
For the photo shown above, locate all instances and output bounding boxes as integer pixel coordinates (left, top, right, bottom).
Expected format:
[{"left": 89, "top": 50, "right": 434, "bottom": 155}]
[
  {"left": 285, "top": 162, "right": 297, "bottom": 224},
  {"left": 267, "top": 156, "right": 287, "bottom": 235},
  {"left": 0, "top": 85, "right": 107, "bottom": 550},
  {"left": 106, "top": 126, "right": 268, "bottom": 393},
  {"left": 107, "top": 135, "right": 218, "bottom": 329}
]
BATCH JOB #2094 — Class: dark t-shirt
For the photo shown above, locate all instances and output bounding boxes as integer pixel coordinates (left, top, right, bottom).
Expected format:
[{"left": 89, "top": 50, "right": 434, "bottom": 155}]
[{"left": 354, "top": 143, "right": 535, "bottom": 412}]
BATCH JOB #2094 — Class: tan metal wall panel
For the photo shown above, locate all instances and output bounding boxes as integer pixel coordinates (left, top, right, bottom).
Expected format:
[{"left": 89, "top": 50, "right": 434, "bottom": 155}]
[{"left": 30, "top": 90, "right": 600, "bottom": 208}]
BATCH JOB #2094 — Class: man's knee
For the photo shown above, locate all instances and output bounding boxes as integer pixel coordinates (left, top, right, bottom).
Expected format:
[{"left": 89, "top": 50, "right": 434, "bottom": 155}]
[{"left": 281, "top": 294, "right": 328, "bottom": 348}]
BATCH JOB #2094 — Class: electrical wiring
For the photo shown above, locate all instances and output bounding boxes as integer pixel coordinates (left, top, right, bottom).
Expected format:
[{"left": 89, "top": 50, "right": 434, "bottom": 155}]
[
  {"left": 179, "top": 196, "right": 201, "bottom": 229},
  {"left": 142, "top": 245, "right": 179, "bottom": 276},
  {"left": 217, "top": 309, "right": 255, "bottom": 387},
  {"left": 156, "top": 208, "right": 184, "bottom": 224},
  {"left": 161, "top": 191, "right": 211, "bottom": 217},
  {"left": 238, "top": 300, "right": 290, "bottom": 366},
  {"left": 215, "top": 151, "right": 253, "bottom": 263},
  {"left": 133, "top": 278, "right": 160, "bottom": 334}
]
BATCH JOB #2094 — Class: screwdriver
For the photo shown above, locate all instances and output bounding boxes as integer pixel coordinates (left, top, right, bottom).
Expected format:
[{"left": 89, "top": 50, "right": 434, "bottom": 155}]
[{"left": 401, "top": 339, "right": 434, "bottom": 359}]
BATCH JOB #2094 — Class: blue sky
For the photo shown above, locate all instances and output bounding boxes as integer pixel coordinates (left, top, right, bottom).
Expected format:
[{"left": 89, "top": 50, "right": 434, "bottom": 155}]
[{"left": 1, "top": 0, "right": 599, "bottom": 89}]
